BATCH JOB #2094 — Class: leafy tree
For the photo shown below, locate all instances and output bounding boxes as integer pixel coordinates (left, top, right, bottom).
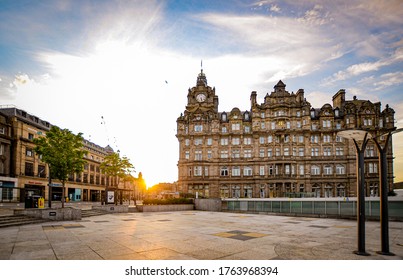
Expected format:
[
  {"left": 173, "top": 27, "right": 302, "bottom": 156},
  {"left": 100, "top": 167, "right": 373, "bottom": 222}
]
[
  {"left": 33, "top": 126, "right": 87, "bottom": 208},
  {"left": 100, "top": 152, "right": 135, "bottom": 204}
]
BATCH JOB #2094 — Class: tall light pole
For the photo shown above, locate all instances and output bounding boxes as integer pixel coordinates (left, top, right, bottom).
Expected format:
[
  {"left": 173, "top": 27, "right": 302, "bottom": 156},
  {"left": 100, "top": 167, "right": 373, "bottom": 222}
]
[
  {"left": 372, "top": 128, "right": 402, "bottom": 255},
  {"left": 338, "top": 129, "right": 370, "bottom": 256}
]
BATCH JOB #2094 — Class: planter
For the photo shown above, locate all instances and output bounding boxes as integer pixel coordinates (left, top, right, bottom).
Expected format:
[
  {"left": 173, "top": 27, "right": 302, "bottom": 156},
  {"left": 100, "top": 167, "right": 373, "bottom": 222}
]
[{"left": 137, "top": 204, "right": 194, "bottom": 212}]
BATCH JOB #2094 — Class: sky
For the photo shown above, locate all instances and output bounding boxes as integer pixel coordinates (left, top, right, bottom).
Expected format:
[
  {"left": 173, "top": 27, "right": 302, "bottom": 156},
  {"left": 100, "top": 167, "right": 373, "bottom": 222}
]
[{"left": 0, "top": 0, "right": 402, "bottom": 187}]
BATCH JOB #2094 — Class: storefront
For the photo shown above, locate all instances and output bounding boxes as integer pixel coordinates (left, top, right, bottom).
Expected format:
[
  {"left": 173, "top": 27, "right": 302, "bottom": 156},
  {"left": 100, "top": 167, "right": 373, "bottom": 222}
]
[{"left": 0, "top": 178, "right": 18, "bottom": 202}]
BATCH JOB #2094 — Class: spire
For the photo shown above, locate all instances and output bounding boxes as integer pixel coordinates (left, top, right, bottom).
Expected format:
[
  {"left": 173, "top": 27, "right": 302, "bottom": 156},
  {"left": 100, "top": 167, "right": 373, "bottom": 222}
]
[{"left": 196, "top": 60, "right": 207, "bottom": 86}]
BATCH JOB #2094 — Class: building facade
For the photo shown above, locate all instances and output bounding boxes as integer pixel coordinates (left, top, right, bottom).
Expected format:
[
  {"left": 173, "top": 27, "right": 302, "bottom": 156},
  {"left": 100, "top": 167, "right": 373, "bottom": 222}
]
[
  {"left": 0, "top": 106, "right": 144, "bottom": 204},
  {"left": 176, "top": 70, "right": 395, "bottom": 198}
]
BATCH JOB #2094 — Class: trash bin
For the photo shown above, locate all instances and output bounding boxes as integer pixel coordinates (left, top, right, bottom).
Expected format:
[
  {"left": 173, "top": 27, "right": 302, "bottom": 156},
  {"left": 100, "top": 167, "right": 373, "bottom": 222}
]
[{"left": 25, "top": 196, "right": 33, "bottom": 208}]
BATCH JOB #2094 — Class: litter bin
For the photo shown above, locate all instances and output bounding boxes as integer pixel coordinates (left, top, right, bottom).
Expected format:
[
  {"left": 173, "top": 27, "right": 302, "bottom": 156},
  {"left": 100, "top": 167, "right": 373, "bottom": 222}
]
[{"left": 25, "top": 196, "right": 33, "bottom": 208}]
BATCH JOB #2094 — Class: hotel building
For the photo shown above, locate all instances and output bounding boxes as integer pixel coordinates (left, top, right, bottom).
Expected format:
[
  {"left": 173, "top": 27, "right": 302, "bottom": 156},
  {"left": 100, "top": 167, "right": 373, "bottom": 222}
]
[{"left": 176, "top": 70, "right": 395, "bottom": 198}]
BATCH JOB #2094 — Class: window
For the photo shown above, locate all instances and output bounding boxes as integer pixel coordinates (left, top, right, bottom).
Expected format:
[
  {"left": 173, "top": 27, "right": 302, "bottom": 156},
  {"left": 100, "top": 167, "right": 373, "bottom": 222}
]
[
  {"left": 299, "top": 148, "right": 304, "bottom": 157},
  {"left": 271, "top": 122, "right": 275, "bottom": 129},
  {"left": 336, "top": 147, "right": 344, "bottom": 156},
  {"left": 311, "top": 135, "right": 319, "bottom": 143},
  {"left": 379, "top": 119, "right": 383, "bottom": 128},
  {"left": 25, "top": 162, "right": 34, "bottom": 176},
  {"left": 275, "top": 148, "right": 280, "bottom": 156},
  {"left": 195, "top": 150, "right": 202, "bottom": 160},
  {"left": 185, "top": 151, "right": 190, "bottom": 159},
  {"left": 244, "top": 137, "right": 252, "bottom": 145},
  {"left": 311, "top": 165, "right": 320, "bottom": 175},
  {"left": 244, "top": 149, "right": 252, "bottom": 158},
  {"left": 365, "top": 145, "right": 375, "bottom": 157},
  {"left": 259, "top": 148, "right": 265, "bottom": 157},
  {"left": 28, "top": 133, "right": 34, "bottom": 140},
  {"left": 268, "top": 135, "right": 273, "bottom": 143},
  {"left": 194, "top": 166, "right": 202, "bottom": 176},
  {"left": 296, "top": 121, "right": 301, "bottom": 128},
  {"left": 194, "top": 138, "right": 203, "bottom": 145},
  {"left": 0, "top": 144, "right": 4, "bottom": 155},
  {"left": 299, "top": 165, "right": 304, "bottom": 175},
  {"left": 363, "top": 118, "right": 372, "bottom": 126},
  {"left": 244, "top": 126, "right": 250, "bottom": 133},
  {"left": 336, "top": 165, "right": 345, "bottom": 175},
  {"left": 261, "top": 122, "right": 265, "bottom": 129},
  {"left": 296, "top": 111, "right": 301, "bottom": 117},
  {"left": 221, "top": 114, "right": 227, "bottom": 121},
  {"left": 284, "top": 147, "right": 290, "bottom": 156},
  {"left": 232, "top": 166, "right": 240, "bottom": 176},
  {"left": 194, "top": 125, "right": 203, "bottom": 132},
  {"left": 323, "top": 120, "right": 331, "bottom": 128},
  {"left": 261, "top": 112, "right": 265, "bottom": 118},
  {"left": 220, "top": 150, "right": 228, "bottom": 158},
  {"left": 232, "top": 123, "right": 240, "bottom": 131},
  {"left": 336, "top": 122, "right": 341, "bottom": 129},
  {"left": 311, "top": 147, "right": 319, "bottom": 156},
  {"left": 232, "top": 149, "right": 240, "bottom": 158},
  {"left": 207, "top": 150, "right": 212, "bottom": 159},
  {"left": 284, "top": 135, "right": 290, "bottom": 143},
  {"left": 222, "top": 126, "right": 227, "bottom": 133},
  {"left": 220, "top": 138, "right": 228, "bottom": 145},
  {"left": 292, "top": 147, "right": 297, "bottom": 156},
  {"left": 185, "top": 139, "right": 190, "bottom": 146},
  {"left": 220, "top": 167, "right": 229, "bottom": 176},
  {"left": 268, "top": 165, "right": 274, "bottom": 175},
  {"left": 243, "top": 166, "right": 253, "bottom": 176},
  {"left": 324, "top": 165, "right": 333, "bottom": 175},
  {"left": 232, "top": 137, "right": 240, "bottom": 145},
  {"left": 336, "top": 136, "right": 343, "bottom": 142},
  {"left": 285, "top": 164, "right": 290, "bottom": 175},
  {"left": 207, "top": 138, "right": 212, "bottom": 145},
  {"left": 259, "top": 166, "right": 265, "bottom": 176},
  {"left": 204, "top": 167, "right": 209, "bottom": 176},
  {"left": 259, "top": 136, "right": 265, "bottom": 144},
  {"left": 26, "top": 147, "right": 33, "bottom": 157},
  {"left": 368, "top": 163, "right": 378, "bottom": 174},
  {"left": 323, "top": 147, "right": 332, "bottom": 156},
  {"left": 299, "top": 135, "right": 304, "bottom": 143},
  {"left": 267, "top": 148, "right": 272, "bottom": 157},
  {"left": 323, "top": 135, "right": 331, "bottom": 143},
  {"left": 286, "top": 121, "right": 291, "bottom": 129}
]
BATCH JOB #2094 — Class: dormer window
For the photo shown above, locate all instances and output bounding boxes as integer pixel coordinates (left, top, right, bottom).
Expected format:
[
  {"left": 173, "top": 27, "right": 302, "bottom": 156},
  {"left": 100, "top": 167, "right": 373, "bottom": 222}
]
[
  {"left": 334, "top": 108, "right": 340, "bottom": 117},
  {"left": 221, "top": 113, "right": 227, "bottom": 122},
  {"left": 244, "top": 112, "right": 249, "bottom": 121},
  {"left": 310, "top": 109, "right": 315, "bottom": 118}
]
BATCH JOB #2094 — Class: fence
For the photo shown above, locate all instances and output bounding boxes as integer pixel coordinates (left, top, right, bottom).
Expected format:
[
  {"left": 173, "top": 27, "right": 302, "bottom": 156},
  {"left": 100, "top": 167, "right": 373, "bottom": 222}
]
[{"left": 222, "top": 198, "right": 403, "bottom": 220}]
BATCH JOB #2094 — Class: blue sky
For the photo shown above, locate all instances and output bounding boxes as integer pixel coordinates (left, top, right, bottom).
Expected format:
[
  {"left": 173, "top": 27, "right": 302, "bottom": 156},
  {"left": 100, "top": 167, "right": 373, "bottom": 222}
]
[{"left": 1, "top": 0, "right": 402, "bottom": 186}]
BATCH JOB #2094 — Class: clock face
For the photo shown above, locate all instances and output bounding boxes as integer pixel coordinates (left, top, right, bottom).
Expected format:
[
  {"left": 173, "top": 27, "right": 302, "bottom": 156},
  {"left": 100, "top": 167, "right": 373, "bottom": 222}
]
[{"left": 196, "top": 93, "right": 206, "bottom": 102}]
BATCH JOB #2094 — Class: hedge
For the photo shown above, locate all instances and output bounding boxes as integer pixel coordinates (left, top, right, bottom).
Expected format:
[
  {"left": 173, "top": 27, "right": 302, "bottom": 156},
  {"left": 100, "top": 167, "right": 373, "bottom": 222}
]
[{"left": 142, "top": 198, "right": 194, "bottom": 205}]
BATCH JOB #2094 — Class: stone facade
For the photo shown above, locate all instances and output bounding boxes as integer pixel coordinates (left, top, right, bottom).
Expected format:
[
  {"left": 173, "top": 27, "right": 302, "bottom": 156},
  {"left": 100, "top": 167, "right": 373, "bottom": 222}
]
[
  {"left": 0, "top": 106, "right": 145, "bottom": 203},
  {"left": 176, "top": 70, "right": 395, "bottom": 198}
]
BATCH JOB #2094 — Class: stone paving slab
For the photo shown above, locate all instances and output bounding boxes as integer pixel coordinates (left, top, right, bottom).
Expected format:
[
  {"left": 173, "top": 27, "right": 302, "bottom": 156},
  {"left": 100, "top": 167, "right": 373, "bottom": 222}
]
[{"left": 0, "top": 211, "right": 402, "bottom": 260}]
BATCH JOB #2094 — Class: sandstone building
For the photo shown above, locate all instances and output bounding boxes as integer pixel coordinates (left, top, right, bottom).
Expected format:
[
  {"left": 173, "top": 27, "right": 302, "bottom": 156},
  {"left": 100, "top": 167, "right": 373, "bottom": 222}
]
[
  {"left": 176, "top": 70, "right": 395, "bottom": 198},
  {"left": 0, "top": 106, "right": 145, "bottom": 204}
]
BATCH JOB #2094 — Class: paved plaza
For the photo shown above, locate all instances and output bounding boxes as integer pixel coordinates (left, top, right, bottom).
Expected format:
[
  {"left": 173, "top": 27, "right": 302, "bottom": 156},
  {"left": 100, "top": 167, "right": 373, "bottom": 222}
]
[{"left": 0, "top": 209, "right": 402, "bottom": 260}]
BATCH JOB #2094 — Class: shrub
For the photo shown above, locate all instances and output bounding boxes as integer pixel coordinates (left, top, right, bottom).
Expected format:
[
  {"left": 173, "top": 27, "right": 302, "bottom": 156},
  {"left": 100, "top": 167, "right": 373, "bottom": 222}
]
[{"left": 143, "top": 198, "right": 194, "bottom": 205}]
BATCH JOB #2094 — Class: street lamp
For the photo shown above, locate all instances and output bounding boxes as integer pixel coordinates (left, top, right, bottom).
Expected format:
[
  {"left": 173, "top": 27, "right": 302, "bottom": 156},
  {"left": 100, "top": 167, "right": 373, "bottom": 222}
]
[
  {"left": 372, "top": 127, "right": 403, "bottom": 255},
  {"left": 338, "top": 129, "right": 370, "bottom": 256}
]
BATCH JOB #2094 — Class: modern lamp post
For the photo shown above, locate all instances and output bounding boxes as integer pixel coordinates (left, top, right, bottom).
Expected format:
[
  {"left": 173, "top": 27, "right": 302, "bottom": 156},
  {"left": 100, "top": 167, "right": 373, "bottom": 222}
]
[
  {"left": 372, "top": 128, "right": 403, "bottom": 255},
  {"left": 338, "top": 129, "right": 370, "bottom": 256}
]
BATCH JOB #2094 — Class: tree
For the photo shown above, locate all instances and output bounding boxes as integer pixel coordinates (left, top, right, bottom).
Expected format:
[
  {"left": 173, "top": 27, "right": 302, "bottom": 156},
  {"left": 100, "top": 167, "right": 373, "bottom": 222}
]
[
  {"left": 100, "top": 152, "right": 134, "bottom": 204},
  {"left": 33, "top": 126, "right": 87, "bottom": 208}
]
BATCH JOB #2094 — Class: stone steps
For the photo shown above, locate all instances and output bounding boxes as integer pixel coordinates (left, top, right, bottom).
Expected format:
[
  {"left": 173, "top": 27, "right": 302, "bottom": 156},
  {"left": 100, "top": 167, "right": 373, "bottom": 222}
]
[
  {"left": 0, "top": 214, "right": 46, "bottom": 228},
  {"left": 81, "top": 209, "right": 107, "bottom": 218}
]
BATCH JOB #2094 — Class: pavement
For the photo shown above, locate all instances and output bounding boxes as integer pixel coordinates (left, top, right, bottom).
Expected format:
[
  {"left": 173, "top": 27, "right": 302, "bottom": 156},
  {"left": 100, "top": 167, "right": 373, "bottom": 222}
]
[{"left": 0, "top": 209, "right": 402, "bottom": 260}]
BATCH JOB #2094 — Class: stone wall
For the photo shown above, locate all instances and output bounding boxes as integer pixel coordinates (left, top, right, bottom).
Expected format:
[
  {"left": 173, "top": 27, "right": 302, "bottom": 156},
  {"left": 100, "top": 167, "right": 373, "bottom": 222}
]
[
  {"left": 15, "top": 207, "right": 81, "bottom": 221},
  {"left": 137, "top": 204, "right": 194, "bottom": 212},
  {"left": 195, "top": 198, "right": 222, "bottom": 211},
  {"left": 92, "top": 205, "right": 128, "bottom": 213}
]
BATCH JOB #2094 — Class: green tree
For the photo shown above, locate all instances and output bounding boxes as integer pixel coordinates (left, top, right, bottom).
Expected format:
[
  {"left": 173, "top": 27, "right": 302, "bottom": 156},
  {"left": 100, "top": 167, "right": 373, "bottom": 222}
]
[
  {"left": 100, "top": 152, "right": 135, "bottom": 204},
  {"left": 33, "top": 126, "right": 87, "bottom": 208}
]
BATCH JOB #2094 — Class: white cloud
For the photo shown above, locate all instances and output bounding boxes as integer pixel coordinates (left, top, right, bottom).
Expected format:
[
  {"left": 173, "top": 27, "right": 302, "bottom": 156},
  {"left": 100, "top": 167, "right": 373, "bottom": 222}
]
[{"left": 374, "top": 72, "right": 403, "bottom": 90}]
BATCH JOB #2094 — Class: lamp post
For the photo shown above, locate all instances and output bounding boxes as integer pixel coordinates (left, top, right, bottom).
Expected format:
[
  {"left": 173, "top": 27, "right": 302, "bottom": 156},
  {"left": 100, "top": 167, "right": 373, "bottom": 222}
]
[
  {"left": 338, "top": 129, "right": 370, "bottom": 256},
  {"left": 372, "top": 128, "right": 402, "bottom": 255}
]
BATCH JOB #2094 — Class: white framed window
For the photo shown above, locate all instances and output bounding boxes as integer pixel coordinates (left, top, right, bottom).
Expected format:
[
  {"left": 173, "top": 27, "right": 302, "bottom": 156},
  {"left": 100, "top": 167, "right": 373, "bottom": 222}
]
[
  {"left": 243, "top": 166, "right": 253, "bottom": 176},
  {"left": 185, "top": 151, "right": 190, "bottom": 159},
  {"left": 244, "top": 149, "right": 252, "bottom": 158},
  {"left": 194, "top": 166, "right": 202, "bottom": 176},
  {"left": 204, "top": 167, "right": 209, "bottom": 176},
  {"left": 244, "top": 126, "right": 250, "bottom": 133},
  {"left": 259, "top": 136, "right": 265, "bottom": 144},
  {"left": 244, "top": 137, "right": 252, "bottom": 145},
  {"left": 220, "top": 150, "right": 229, "bottom": 158},
  {"left": 299, "top": 147, "right": 304, "bottom": 157},
  {"left": 324, "top": 165, "right": 333, "bottom": 175},
  {"left": 207, "top": 138, "right": 212, "bottom": 145},
  {"left": 336, "top": 136, "right": 343, "bottom": 142},
  {"left": 284, "top": 135, "right": 290, "bottom": 143},
  {"left": 232, "top": 166, "right": 240, "bottom": 176},
  {"left": 220, "top": 166, "right": 229, "bottom": 176},
  {"left": 284, "top": 147, "right": 290, "bottom": 156},
  {"left": 311, "top": 135, "right": 319, "bottom": 143},
  {"left": 259, "top": 148, "right": 265, "bottom": 157},
  {"left": 220, "top": 138, "right": 228, "bottom": 145},
  {"left": 299, "top": 165, "right": 304, "bottom": 175},
  {"left": 232, "top": 123, "right": 240, "bottom": 131},
  {"left": 311, "top": 147, "right": 319, "bottom": 156},
  {"left": 271, "top": 122, "right": 275, "bottom": 129},
  {"left": 299, "top": 135, "right": 304, "bottom": 143},
  {"left": 267, "top": 148, "right": 272, "bottom": 157},
  {"left": 296, "top": 121, "right": 301, "bottom": 128},
  {"left": 232, "top": 149, "right": 240, "bottom": 158},
  {"left": 323, "top": 147, "right": 332, "bottom": 156},
  {"left": 323, "top": 120, "right": 331, "bottom": 128},
  {"left": 232, "top": 137, "right": 240, "bottom": 145},
  {"left": 222, "top": 126, "right": 227, "bottom": 133},
  {"left": 368, "top": 162, "right": 378, "bottom": 174},
  {"left": 207, "top": 150, "right": 212, "bottom": 159},
  {"left": 296, "top": 111, "right": 301, "bottom": 117},
  {"left": 336, "top": 164, "right": 345, "bottom": 175},
  {"left": 268, "top": 135, "right": 273, "bottom": 143},
  {"left": 26, "top": 148, "right": 33, "bottom": 157},
  {"left": 336, "top": 147, "right": 344, "bottom": 156},
  {"left": 365, "top": 145, "right": 375, "bottom": 157},
  {"left": 194, "top": 138, "right": 203, "bottom": 145},
  {"left": 195, "top": 150, "right": 202, "bottom": 160},
  {"left": 275, "top": 148, "right": 280, "bottom": 156},
  {"left": 323, "top": 135, "right": 331, "bottom": 143},
  {"left": 185, "top": 139, "right": 190, "bottom": 146},
  {"left": 194, "top": 124, "right": 203, "bottom": 132},
  {"left": 259, "top": 166, "right": 265, "bottom": 176},
  {"left": 261, "top": 112, "right": 265, "bottom": 118},
  {"left": 286, "top": 121, "right": 291, "bottom": 129},
  {"left": 311, "top": 165, "right": 320, "bottom": 175},
  {"left": 285, "top": 164, "right": 290, "bottom": 175},
  {"left": 261, "top": 122, "right": 265, "bottom": 129}
]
